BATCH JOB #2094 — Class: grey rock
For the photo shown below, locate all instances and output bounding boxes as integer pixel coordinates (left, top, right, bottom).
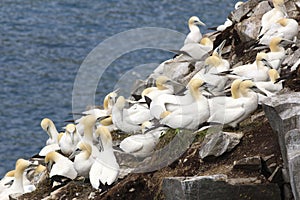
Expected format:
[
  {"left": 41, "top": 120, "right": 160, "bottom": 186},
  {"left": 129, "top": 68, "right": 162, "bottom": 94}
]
[
  {"left": 235, "top": 1, "right": 271, "bottom": 41},
  {"left": 263, "top": 92, "right": 300, "bottom": 199},
  {"left": 233, "top": 156, "right": 262, "bottom": 171},
  {"left": 229, "top": 0, "right": 262, "bottom": 23},
  {"left": 162, "top": 174, "right": 281, "bottom": 200},
  {"left": 199, "top": 131, "right": 243, "bottom": 159},
  {"left": 262, "top": 92, "right": 300, "bottom": 165}
]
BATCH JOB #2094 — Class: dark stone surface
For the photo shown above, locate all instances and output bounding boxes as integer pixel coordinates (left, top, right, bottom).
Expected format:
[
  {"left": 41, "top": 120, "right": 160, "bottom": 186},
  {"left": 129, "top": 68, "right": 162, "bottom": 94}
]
[{"left": 162, "top": 175, "right": 281, "bottom": 200}]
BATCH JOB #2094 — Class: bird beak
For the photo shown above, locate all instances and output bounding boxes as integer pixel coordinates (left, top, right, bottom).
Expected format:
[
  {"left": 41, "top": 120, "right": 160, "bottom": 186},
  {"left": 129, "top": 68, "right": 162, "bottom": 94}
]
[
  {"left": 47, "top": 161, "right": 53, "bottom": 172},
  {"left": 70, "top": 132, "right": 75, "bottom": 144},
  {"left": 97, "top": 137, "right": 104, "bottom": 152},
  {"left": 280, "top": 38, "right": 295, "bottom": 45},
  {"left": 215, "top": 40, "right": 226, "bottom": 56},
  {"left": 4, "top": 180, "right": 14, "bottom": 186},
  {"left": 69, "top": 149, "right": 80, "bottom": 159},
  {"left": 196, "top": 20, "right": 206, "bottom": 26},
  {"left": 261, "top": 59, "right": 273, "bottom": 69}
]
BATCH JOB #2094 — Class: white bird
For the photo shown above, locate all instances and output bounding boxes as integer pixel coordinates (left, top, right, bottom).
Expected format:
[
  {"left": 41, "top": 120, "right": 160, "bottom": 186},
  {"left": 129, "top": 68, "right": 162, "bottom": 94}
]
[
  {"left": 0, "top": 159, "right": 33, "bottom": 200},
  {"left": 217, "top": 1, "right": 244, "bottom": 31},
  {"left": 184, "top": 16, "right": 206, "bottom": 44},
  {"left": 159, "top": 79, "right": 210, "bottom": 130},
  {"left": 191, "top": 41, "right": 229, "bottom": 93},
  {"left": 258, "top": 0, "right": 287, "bottom": 38},
  {"left": 207, "top": 80, "right": 258, "bottom": 128},
  {"left": 176, "top": 37, "right": 213, "bottom": 61},
  {"left": 89, "top": 126, "right": 119, "bottom": 190},
  {"left": 150, "top": 78, "right": 208, "bottom": 119},
  {"left": 45, "top": 151, "right": 77, "bottom": 180},
  {"left": 0, "top": 170, "right": 15, "bottom": 193},
  {"left": 40, "top": 118, "right": 59, "bottom": 145},
  {"left": 141, "top": 76, "right": 174, "bottom": 100},
  {"left": 69, "top": 142, "right": 94, "bottom": 178},
  {"left": 255, "top": 69, "right": 283, "bottom": 103},
  {"left": 228, "top": 52, "right": 272, "bottom": 81},
  {"left": 259, "top": 18, "right": 298, "bottom": 45},
  {"left": 59, "top": 124, "right": 80, "bottom": 156},
  {"left": 112, "top": 96, "right": 151, "bottom": 133},
  {"left": 119, "top": 121, "right": 166, "bottom": 158},
  {"left": 75, "top": 90, "right": 118, "bottom": 135},
  {"left": 266, "top": 37, "right": 287, "bottom": 71}
]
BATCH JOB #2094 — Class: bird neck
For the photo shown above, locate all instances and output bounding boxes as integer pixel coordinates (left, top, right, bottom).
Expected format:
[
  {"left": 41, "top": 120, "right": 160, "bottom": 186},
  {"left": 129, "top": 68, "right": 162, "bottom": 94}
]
[
  {"left": 231, "top": 87, "right": 240, "bottom": 99},
  {"left": 270, "top": 44, "right": 284, "bottom": 52},
  {"left": 189, "top": 85, "right": 201, "bottom": 101},
  {"left": 11, "top": 171, "right": 24, "bottom": 193},
  {"left": 83, "top": 126, "right": 94, "bottom": 143},
  {"left": 189, "top": 24, "right": 200, "bottom": 33}
]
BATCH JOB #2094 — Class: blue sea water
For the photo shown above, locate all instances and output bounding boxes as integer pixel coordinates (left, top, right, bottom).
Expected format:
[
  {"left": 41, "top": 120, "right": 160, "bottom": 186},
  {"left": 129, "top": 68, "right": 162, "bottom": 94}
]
[{"left": 0, "top": 0, "right": 243, "bottom": 177}]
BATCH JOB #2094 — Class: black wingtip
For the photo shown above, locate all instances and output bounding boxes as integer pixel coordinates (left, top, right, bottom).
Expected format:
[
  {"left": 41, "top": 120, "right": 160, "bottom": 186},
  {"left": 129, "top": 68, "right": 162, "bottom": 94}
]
[{"left": 144, "top": 96, "right": 152, "bottom": 108}]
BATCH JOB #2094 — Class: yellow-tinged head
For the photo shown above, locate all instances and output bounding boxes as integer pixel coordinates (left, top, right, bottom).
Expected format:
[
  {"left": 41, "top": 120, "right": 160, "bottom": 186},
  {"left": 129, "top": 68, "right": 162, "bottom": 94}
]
[
  {"left": 34, "top": 165, "right": 47, "bottom": 175},
  {"left": 100, "top": 116, "right": 113, "bottom": 126},
  {"left": 156, "top": 76, "right": 170, "bottom": 90},
  {"left": 231, "top": 79, "right": 243, "bottom": 99},
  {"left": 15, "top": 159, "right": 31, "bottom": 175},
  {"left": 200, "top": 37, "right": 213, "bottom": 47},
  {"left": 205, "top": 52, "right": 222, "bottom": 67},
  {"left": 40, "top": 118, "right": 54, "bottom": 132},
  {"left": 78, "top": 142, "right": 92, "bottom": 155},
  {"left": 45, "top": 151, "right": 58, "bottom": 163},
  {"left": 66, "top": 124, "right": 76, "bottom": 134},
  {"left": 277, "top": 18, "right": 288, "bottom": 26},
  {"left": 268, "top": 69, "right": 280, "bottom": 82},
  {"left": 115, "top": 96, "right": 126, "bottom": 110},
  {"left": 239, "top": 80, "right": 256, "bottom": 96},
  {"left": 256, "top": 52, "right": 268, "bottom": 61},
  {"left": 188, "top": 16, "right": 205, "bottom": 27},
  {"left": 269, "top": 37, "right": 283, "bottom": 52},
  {"left": 82, "top": 115, "right": 97, "bottom": 128},
  {"left": 103, "top": 90, "right": 118, "bottom": 110},
  {"left": 188, "top": 79, "right": 205, "bottom": 100}
]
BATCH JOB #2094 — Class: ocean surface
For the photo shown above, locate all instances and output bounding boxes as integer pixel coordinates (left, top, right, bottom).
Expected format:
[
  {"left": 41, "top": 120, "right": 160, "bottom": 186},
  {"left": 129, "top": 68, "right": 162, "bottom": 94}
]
[{"left": 0, "top": 0, "right": 242, "bottom": 177}]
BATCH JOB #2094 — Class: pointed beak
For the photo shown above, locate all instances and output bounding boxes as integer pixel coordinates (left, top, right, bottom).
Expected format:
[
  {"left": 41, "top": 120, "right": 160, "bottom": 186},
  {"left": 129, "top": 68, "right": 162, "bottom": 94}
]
[
  {"left": 97, "top": 137, "right": 104, "bottom": 152},
  {"left": 196, "top": 20, "right": 206, "bottom": 26},
  {"left": 261, "top": 58, "right": 273, "bottom": 69}
]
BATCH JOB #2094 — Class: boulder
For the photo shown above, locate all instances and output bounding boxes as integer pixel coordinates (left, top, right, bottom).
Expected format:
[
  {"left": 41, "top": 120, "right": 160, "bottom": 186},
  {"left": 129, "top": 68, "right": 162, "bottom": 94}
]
[
  {"left": 263, "top": 92, "right": 300, "bottom": 199},
  {"left": 199, "top": 131, "right": 243, "bottom": 159},
  {"left": 162, "top": 175, "right": 281, "bottom": 200}
]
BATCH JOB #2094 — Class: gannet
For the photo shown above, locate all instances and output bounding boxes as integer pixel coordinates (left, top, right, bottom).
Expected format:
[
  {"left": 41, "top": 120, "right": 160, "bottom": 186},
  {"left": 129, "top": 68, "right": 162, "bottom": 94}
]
[
  {"left": 159, "top": 79, "right": 210, "bottom": 130},
  {"left": 112, "top": 96, "right": 151, "bottom": 133},
  {"left": 266, "top": 37, "right": 287, "bottom": 71},
  {"left": 0, "top": 159, "right": 33, "bottom": 200},
  {"left": 259, "top": 18, "right": 299, "bottom": 45},
  {"left": 75, "top": 90, "right": 118, "bottom": 135},
  {"left": 208, "top": 80, "right": 258, "bottom": 128},
  {"left": 59, "top": 124, "right": 80, "bottom": 156},
  {"left": 255, "top": 69, "right": 283, "bottom": 103},
  {"left": 89, "top": 127, "right": 119, "bottom": 190},
  {"left": 228, "top": 52, "right": 272, "bottom": 81},
  {"left": 258, "top": 0, "right": 287, "bottom": 38},
  {"left": 119, "top": 121, "right": 166, "bottom": 158},
  {"left": 191, "top": 40, "right": 229, "bottom": 93},
  {"left": 150, "top": 78, "right": 208, "bottom": 119},
  {"left": 217, "top": 1, "right": 244, "bottom": 31},
  {"left": 176, "top": 37, "right": 213, "bottom": 61},
  {"left": 141, "top": 76, "right": 174, "bottom": 100},
  {"left": 0, "top": 170, "right": 15, "bottom": 193},
  {"left": 184, "top": 16, "right": 205, "bottom": 44},
  {"left": 40, "top": 118, "right": 59, "bottom": 145},
  {"left": 45, "top": 151, "right": 77, "bottom": 180},
  {"left": 69, "top": 142, "right": 94, "bottom": 178}
]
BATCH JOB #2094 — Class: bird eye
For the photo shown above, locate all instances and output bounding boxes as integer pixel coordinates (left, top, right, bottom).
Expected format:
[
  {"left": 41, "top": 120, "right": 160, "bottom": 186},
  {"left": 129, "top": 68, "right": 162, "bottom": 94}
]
[{"left": 194, "top": 20, "right": 198, "bottom": 23}]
